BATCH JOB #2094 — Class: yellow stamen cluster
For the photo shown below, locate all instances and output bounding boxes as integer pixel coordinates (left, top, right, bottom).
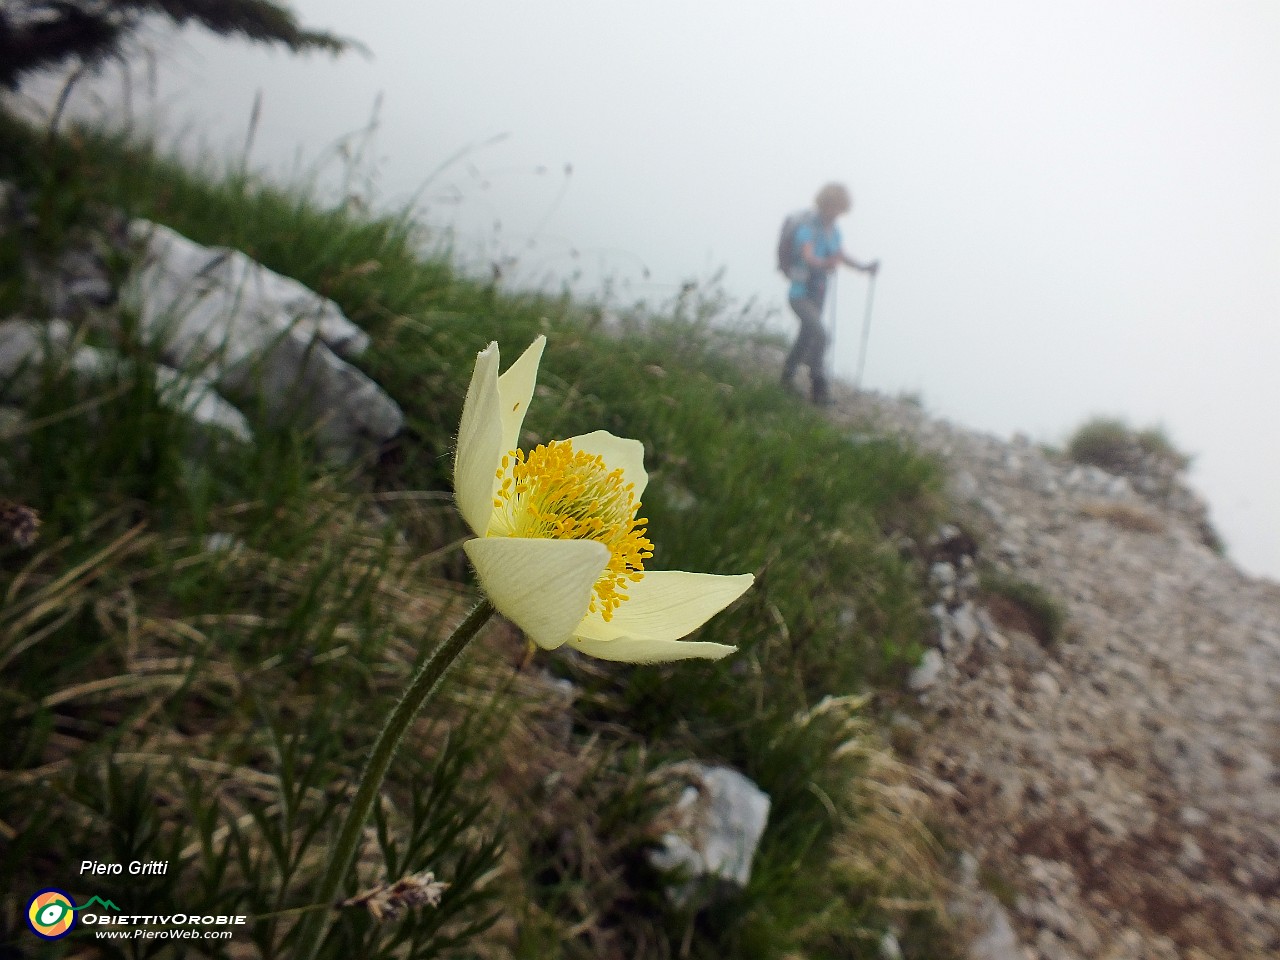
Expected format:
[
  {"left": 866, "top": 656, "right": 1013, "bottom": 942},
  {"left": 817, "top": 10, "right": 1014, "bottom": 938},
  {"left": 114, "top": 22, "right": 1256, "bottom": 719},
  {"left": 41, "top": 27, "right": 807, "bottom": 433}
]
[{"left": 492, "top": 440, "right": 653, "bottom": 620}]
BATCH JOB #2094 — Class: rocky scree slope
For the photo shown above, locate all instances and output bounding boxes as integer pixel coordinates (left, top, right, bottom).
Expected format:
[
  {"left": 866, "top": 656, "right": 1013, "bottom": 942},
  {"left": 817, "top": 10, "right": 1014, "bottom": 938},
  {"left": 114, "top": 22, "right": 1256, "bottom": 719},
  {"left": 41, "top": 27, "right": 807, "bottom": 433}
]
[{"left": 826, "top": 388, "right": 1279, "bottom": 960}]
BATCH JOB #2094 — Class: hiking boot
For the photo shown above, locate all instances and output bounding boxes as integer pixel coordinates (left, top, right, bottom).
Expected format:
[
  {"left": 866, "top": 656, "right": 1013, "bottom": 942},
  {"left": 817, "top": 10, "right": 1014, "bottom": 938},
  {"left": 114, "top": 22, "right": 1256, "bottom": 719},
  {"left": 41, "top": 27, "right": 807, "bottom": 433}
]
[
  {"left": 811, "top": 380, "right": 832, "bottom": 407},
  {"left": 780, "top": 372, "right": 802, "bottom": 397}
]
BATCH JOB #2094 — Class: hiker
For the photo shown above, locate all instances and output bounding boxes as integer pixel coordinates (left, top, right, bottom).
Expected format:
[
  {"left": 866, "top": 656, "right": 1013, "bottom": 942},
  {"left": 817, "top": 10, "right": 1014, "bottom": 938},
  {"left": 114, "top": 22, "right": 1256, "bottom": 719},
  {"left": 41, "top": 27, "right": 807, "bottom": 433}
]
[{"left": 780, "top": 183, "right": 879, "bottom": 404}]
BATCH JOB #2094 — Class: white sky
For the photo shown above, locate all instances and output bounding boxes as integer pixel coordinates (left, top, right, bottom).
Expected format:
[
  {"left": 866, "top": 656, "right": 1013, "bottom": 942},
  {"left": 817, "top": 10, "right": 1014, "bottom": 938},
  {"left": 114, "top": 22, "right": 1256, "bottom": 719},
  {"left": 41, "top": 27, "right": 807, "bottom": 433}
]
[{"left": 36, "top": 0, "right": 1280, "bottom": 579}]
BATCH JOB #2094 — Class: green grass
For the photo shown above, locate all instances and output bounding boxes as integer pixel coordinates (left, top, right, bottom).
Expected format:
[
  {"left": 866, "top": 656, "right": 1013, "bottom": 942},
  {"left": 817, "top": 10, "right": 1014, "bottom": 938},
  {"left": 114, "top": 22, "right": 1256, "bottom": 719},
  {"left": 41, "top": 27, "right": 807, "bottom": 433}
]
[
  {"left": 978, "top": 570, "right": 1067, "bottom": 649},
  {"left": 1066, "top": 416, "right": 1192, "bottom": 475},
  {"left": 0, "top": 110, "right": 959, "bottom": 959}
]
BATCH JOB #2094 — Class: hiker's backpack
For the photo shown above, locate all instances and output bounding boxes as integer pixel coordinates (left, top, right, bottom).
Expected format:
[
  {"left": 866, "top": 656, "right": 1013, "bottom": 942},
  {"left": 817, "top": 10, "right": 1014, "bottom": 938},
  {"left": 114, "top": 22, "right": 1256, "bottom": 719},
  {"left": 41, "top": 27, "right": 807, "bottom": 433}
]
[{"left": 776, "top": 210, "right": 814, "bottom": 277}]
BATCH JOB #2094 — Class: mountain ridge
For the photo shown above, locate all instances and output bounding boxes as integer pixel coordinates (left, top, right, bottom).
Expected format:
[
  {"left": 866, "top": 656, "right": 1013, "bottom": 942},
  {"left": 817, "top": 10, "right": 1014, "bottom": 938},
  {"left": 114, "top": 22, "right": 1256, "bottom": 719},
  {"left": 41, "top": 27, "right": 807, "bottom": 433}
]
[{"left": 820, "top": 384, "right": 1280, "bottom": 960}]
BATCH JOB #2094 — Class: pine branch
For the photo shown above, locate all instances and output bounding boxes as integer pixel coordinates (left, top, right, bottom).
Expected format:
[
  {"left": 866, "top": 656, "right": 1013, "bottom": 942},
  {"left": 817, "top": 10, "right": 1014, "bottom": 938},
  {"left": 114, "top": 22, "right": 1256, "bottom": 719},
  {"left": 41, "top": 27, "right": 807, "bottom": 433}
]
[
  {"left": 140, "top": 0, "right": 349, "bottom": 54},
  {"left": 0, "top": 0, "right": 352, "bottom": 90},
  {"left": 0, "top": 2, "right": 125, "bottom": 88}
]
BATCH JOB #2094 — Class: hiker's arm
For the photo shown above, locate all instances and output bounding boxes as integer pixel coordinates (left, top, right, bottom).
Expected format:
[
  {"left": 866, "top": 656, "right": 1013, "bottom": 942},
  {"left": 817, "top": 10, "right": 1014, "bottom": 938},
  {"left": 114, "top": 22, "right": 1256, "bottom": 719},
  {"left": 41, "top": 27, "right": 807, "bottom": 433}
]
[
  {"left": 841, "top": 251, "right": 879, "bottom": 274},
  {"left": 800, "top": 241, "right": 833, "bottom": 270},
  {"left": 801, "top": 242, "right": 845, "bottom": 272}
]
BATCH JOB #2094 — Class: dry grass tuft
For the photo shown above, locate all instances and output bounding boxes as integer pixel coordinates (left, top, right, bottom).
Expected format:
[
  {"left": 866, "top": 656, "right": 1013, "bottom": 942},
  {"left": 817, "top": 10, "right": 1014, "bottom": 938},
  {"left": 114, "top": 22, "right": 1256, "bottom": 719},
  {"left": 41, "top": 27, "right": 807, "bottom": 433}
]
[
  {"left": 812, "top": 697, "right": 952, "bottom": 929},
  {"left": 1, "top": 477, "right": 512, "bottom": 954},
  {"left": 1079, "top": 499, "right": 1166, "bottom": 535}
]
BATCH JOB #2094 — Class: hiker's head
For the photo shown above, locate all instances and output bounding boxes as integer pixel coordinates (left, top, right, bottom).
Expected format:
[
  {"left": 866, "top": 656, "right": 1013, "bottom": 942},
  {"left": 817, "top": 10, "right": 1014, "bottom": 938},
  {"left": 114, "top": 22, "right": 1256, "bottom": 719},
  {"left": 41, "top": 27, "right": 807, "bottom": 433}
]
[{"left": 815, "top": 182, "right": 852, "bottom": 223}]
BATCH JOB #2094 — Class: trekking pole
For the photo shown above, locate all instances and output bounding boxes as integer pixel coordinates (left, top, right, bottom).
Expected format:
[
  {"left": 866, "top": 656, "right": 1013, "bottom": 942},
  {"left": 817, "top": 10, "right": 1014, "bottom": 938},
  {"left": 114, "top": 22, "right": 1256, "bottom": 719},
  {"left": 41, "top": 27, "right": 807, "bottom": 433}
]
[
  {"left": 825, "top": 270, "right": 838, "bottom": 386},
  {"left": 853, "top": 270, "right": 877, "bottom": 390}
]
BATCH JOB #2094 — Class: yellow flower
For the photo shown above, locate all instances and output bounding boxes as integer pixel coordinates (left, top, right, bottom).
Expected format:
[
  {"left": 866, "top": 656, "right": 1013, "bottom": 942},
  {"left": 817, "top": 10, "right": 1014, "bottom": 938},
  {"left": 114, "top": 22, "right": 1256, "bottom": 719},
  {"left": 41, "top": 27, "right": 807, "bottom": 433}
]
[{"left": 453, "top": 336, "right": 753, "bottom": 662}]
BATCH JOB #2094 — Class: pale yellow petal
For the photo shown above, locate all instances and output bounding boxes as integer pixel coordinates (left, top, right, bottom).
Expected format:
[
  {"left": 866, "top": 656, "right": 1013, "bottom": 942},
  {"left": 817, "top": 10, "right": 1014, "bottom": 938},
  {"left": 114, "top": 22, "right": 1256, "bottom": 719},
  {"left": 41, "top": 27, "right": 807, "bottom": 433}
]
[
  {"left": 464, "top": 537, "right": 609, "bottom": 650},
  {"left": 454, "top": 343, "right": 503, "bottom": 537},
  {"left": 568, "top": 429, "right": 649, "bottom": 501},
  {"left": 574, "top": 571, "right": 754, "bottom": 643},
  {"left": 565, "top": 634, "right": 737, "bottom": 663},
  {"left": 497, "top": 335, "right": 546, "bottom": 454}
]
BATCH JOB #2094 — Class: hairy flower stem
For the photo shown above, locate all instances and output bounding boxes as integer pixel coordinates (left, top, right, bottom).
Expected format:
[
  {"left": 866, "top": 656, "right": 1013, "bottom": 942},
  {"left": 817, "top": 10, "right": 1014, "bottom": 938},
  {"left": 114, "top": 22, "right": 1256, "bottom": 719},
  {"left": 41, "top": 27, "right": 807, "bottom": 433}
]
[{"left": 293, "top": 598, "right": 496, "bottom": 960}]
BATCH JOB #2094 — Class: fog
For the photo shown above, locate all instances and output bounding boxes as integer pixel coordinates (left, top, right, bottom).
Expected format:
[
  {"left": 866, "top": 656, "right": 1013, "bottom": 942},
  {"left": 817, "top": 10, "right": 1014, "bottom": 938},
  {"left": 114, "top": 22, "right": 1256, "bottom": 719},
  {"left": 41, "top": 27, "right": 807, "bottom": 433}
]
[{"left": 32, "top": 0, "right": 1280, "bottom": 579}]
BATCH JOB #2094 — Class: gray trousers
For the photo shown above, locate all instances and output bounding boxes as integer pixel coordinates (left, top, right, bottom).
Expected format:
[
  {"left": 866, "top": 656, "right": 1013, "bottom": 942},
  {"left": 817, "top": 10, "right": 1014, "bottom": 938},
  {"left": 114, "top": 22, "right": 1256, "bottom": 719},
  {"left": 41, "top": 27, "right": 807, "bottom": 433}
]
[{"left": 783, "top": 295, "right": 828, "bottom": 397}]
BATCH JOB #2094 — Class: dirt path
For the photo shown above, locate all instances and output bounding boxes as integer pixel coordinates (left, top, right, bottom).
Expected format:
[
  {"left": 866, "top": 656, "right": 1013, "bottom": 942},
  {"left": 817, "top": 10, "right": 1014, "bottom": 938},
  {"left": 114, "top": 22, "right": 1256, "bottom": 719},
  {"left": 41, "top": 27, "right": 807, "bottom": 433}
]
[{"left": 828, "top": 388, "right": 1280, "bottom": 960}]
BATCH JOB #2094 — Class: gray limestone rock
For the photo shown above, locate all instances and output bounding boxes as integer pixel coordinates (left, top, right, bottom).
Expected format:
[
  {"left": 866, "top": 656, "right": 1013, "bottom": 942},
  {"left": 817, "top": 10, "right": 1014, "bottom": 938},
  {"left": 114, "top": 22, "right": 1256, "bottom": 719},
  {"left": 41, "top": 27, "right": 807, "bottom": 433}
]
[
  {"left": 966, "top": 892, "right": 1022, "bottom": 960},
  {"left": 648, "top": 764, "right": 771, "bottom": 904},
  {"left": 951, "top": 603, "right": 982, "bottom": 645},
  {"left": 122, "top": 220, "right": 402, "bottom": 459},
  {"left": 908, "top": 648, "right": 945, "bottom": 692},
  {"left": 0, "top": 318, "right": 253, "bottom": 442}
]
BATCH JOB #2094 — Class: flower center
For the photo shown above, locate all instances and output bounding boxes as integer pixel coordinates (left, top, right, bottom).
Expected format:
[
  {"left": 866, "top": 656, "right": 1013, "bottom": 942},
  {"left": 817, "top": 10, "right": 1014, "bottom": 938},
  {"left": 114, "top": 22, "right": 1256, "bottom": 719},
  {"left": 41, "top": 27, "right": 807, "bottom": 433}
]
[{"left": 491, "top": 440, "right": 653, "bottom": 621}]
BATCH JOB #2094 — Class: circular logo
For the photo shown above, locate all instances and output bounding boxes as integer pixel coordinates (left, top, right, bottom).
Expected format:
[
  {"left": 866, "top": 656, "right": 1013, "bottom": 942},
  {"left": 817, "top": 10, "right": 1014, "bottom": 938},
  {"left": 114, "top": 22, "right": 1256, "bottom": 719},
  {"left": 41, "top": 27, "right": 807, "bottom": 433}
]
[{"left": 27, "top": 889, "right": 77, "bottom": 939}]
